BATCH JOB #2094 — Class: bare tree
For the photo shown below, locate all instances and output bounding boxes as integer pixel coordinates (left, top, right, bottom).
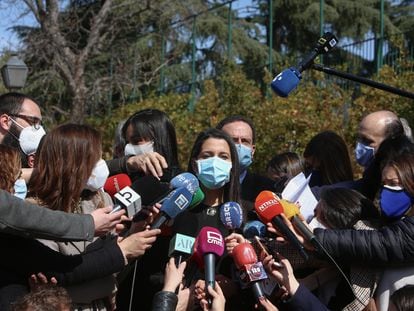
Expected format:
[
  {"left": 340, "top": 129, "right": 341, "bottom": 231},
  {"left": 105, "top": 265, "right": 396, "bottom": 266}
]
[{"left": 18, "top": 0, "right": 114, "bottom": 121}]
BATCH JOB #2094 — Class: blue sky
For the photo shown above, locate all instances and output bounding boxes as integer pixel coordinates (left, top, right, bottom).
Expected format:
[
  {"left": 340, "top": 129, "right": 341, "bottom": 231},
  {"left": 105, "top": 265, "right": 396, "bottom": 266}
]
[{"left": 1, "top": 0, "right": 253, "bottom": 52}]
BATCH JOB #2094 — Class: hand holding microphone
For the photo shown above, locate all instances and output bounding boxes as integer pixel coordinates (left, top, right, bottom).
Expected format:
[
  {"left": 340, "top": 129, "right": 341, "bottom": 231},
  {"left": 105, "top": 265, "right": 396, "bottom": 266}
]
[
  {"left": 262, "top": 253, "right": 299, "bottom": 299},
  {"left": 162, "top": 257, "right": 187, "bottom": 293},
  {"left": 219, "top": 201, "right": 245, "bottom": 254},
  {"left": 255, "top": 191, "right": 309, "bottom": 261},
  {"left": 279, "top": 199, "right": 318, "bottom": 250},
  {"left": 199, "top": 281, "right": 226, "bottom": 311},
  {"left": 118, "top": 227, "right": 161, "bottom": 262},
  {"left": 232, "top": 242, "right": 267, "bottom": 302}
]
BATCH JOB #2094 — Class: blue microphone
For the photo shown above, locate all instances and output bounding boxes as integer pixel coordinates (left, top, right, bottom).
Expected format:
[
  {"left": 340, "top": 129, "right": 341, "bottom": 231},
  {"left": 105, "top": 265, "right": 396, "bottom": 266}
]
[
  {"left": 271, "top": 32, "right": 338, "bottom": 97},
  {"left": 243, "top": 220, "right": 266, "bottom": 239},
  {"left": 271, "top": 67, "right": 302, "bottom": 97},
  {"left": 150, "top": 187, "right": 193, "bottom": 229},
  {"left": 170, "top": 172, "right": 199, "bottom": 195},
  {"left": 219, "top": 202, "right": 243, "bottom": 231}
]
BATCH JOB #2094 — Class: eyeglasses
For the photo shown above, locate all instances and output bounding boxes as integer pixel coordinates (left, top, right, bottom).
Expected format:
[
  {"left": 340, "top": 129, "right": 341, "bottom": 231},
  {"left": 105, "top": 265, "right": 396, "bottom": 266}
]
[{"left": 9, "top": 114, "right": 42, "bottom": 130}]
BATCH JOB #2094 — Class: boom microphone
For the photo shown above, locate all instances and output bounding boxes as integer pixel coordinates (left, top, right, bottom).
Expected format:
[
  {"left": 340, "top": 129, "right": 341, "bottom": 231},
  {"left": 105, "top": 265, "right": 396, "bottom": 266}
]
[
  {"left": 271, "top": 32, "right": 338, "bottom": 97},
  {"left": 150, "top": 187, "right": 193, "bottom": 229},
  {"left": 196, "top": 227, "right": 225, "bottom": 290},
  {"left": 254, "top": 191, "right": 309, "bottom": 261},
  {"left": 219, "top": 202, "right": 243, "bottom": 231},
  {"left": 232, "top": 242, "right": 267, "bottom": 301}
]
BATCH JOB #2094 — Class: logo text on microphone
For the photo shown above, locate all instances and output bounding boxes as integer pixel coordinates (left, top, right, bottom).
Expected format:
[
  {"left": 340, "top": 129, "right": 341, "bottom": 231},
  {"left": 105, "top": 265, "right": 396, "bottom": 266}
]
[
  {"left": 207, "top": 231, "right": 223, "bottom": 247},
  {"left": 257, "top": 199, "right": 278, "bottom": 212}
]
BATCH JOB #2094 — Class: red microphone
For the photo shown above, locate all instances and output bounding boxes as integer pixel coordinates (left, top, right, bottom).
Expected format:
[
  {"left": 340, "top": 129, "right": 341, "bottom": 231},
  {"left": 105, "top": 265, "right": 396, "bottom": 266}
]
[
  {"left": 104, "top": 174, "right": 131, "bottom": 197},
  {"left": 196, "top": 227, "right": 225, "bottom": 291},
  {"left": 255, "top": 191, "right": 309, "bottom": 260},
  {"left": 233, "top": 242, "right": 267, "bottom": 301},
  {"left": 103, "top": 174, "right": 142, "bottom": 217}
]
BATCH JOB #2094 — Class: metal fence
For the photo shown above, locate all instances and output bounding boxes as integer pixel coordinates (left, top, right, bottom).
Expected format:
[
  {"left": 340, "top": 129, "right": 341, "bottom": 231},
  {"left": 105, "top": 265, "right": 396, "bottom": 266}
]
[{"left": 103, "top": 1, "right": 414, "bottom": 109}]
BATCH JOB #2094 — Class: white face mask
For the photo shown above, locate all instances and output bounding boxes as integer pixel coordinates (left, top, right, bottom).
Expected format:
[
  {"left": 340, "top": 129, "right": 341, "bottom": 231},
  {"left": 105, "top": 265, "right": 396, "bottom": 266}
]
[
  {"left": 19, "top": 125, "right": 46, "bottom": 155},
  {"left": 85, "top": 159, "right": 109, "bottom": 192},
  {"left": 10, "top": 118, "right": 46, "bottom": 155},
  {"left": 124, "top": 141, "right": 154, "bottom": 156}
]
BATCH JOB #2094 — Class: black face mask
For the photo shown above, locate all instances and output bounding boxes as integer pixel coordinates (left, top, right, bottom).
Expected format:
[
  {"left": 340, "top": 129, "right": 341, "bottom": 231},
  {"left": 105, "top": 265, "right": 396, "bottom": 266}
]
[{"left": 308, "top": 170, "right": 323, "bottom": 187}]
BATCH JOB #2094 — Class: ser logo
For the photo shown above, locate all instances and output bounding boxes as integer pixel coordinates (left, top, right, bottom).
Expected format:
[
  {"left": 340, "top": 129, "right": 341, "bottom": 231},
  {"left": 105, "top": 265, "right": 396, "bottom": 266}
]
[{"left": 207, "top": 231, "right": 223, "bottom": 247}]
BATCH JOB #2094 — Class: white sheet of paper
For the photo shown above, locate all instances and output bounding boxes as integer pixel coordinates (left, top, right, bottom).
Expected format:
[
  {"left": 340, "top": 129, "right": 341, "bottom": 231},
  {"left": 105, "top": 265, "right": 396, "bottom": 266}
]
[{"left": 281, "top": 172, "right": 318, "bottom": 222}]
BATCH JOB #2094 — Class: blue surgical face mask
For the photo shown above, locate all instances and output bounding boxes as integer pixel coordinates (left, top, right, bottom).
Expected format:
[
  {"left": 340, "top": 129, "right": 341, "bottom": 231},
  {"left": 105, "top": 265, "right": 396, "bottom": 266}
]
[
  {"left": 236, "top": 144, "right": 252, "bottom": 171},
  {"left": 355, "top": 142, "right": 375, "bottom": 167},
  {"left": 379, "top": 185, "right": 414, "bottom": 219},
  {"left": 196, "top": 156, "right": 232, "bottom": 190},
  {"left": 14, "top": 178, "right": 27, "bottom": 200}
]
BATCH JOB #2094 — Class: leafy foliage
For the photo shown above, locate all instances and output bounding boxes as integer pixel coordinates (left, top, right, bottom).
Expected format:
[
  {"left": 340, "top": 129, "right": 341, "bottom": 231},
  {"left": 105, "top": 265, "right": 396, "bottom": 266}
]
[{"left": 89, "top": 62, "right": 414, "bottom": 178}]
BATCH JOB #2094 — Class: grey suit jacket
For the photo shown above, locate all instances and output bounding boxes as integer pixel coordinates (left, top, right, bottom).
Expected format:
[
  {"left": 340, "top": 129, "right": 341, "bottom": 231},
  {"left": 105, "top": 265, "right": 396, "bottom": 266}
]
[{"left": 0, "top": 190, "right": 94, "bottom": 241}]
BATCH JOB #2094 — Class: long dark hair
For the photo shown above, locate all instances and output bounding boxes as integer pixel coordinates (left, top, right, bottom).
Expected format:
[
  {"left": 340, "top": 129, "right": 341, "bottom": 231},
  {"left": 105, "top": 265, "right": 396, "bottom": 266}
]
[
  {"left": 122, "top": 109, "right": 179, "bottom": 168},
  {"left": 304, "top": 130, "right": 353, "bottom": 186},
  {"left": 317, "top": 188, "right": 377, "bottom": 229},
  {"left": 187, "top": 128, "right": 240, "bottom": 203}
]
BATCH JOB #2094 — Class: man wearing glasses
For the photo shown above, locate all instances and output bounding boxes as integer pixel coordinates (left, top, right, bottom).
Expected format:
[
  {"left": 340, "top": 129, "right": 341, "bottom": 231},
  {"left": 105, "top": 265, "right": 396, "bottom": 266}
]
[{"left": 0, "top": 92, "right": 45, "bottom": 168}]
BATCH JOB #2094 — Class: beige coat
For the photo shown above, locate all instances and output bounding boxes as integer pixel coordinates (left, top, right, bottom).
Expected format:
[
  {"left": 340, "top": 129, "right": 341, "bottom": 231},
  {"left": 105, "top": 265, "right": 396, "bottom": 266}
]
[{"left": 29, "top": 191, "right": 117, "bottom": 311}]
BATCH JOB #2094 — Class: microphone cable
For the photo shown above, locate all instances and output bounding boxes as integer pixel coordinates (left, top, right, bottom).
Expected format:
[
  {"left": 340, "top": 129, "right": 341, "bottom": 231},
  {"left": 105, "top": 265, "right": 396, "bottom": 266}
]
[
  {"left": 312, "top": 238, "right": 367, "bottom": 306},
  {"left": 128, "top": 261, "right": 139, "bottom": 311}
]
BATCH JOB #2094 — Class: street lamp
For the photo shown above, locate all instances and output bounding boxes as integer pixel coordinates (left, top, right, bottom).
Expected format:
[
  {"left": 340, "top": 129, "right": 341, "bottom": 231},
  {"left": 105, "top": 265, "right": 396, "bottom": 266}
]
[{"left": 1, "top": 55, "right": 28, "bottom": 90}]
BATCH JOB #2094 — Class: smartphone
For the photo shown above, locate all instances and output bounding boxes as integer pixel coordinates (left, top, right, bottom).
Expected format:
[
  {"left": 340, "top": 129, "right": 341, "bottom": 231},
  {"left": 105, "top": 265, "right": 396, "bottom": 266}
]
[{"left": 253, "top": 236, "right": 283, "bottom": 268}]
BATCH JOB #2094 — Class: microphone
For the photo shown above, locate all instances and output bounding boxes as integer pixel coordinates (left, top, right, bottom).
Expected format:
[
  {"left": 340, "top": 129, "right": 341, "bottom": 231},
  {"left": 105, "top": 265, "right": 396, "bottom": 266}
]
[
  {"left": 279, "top": 199, "right": 319, "bottom": 247},
  {"left": 150, "top": 187, "right": 193, "bottom": 229},
  {"left": 104, "top": 174, "right": 131, "bottom": 197},
  {"left": 243, "top": 220, "right": 266, "bottom": 239},
  {"left": 271, "top": 32, "right": 338, "bottom": 97},
  {"left": 168, "top": 233, "right": 195, "bottom": 266},
  {"left": 254, "top": 191, "right": 309, "bottom": 261},
  {"left": 127, "top": 176, "right": 171, "bottom": 222},
  {"left": 232, "top": 242, "right": 267, "bottom": 301},
  {"left": 183, "top": 235, "right": 204, "bottom": 288},
  {"left": 219, "top": 202, "right": 243, "bottom": 231},
  {"left": 196, "top": 226, "right": 225, "bottom": 290},
  {"left": 189, "top": 188, "right": 205, "bottom": 208},
  {"left": 170, "top": 172, "right": 199, "bottom": 195},
  {"left": 104, "top": 174, "right": 142, "bottom": 217}
]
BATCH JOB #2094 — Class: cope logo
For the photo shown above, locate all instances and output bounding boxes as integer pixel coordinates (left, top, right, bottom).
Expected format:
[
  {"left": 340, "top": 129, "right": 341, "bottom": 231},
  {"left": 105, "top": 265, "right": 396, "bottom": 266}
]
[
  {"left": 174, "top": 194, "right": 189, "bottom": 210},
  {"left": 207, "top": 231, "right": 223, "bottom": 247}
]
